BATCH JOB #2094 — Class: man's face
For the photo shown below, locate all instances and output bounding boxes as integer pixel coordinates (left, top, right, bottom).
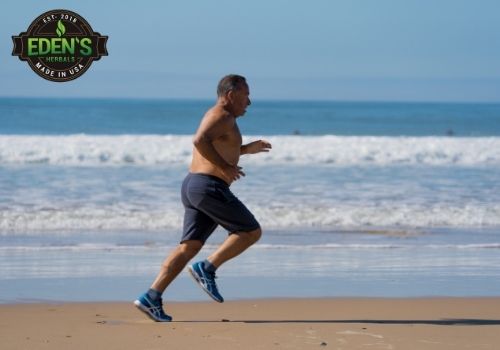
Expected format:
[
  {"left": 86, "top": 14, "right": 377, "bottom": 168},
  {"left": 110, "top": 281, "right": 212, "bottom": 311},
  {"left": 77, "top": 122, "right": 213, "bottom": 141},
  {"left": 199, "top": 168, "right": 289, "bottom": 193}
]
[{"left": 230, "top": 84, "right": 251, "bottom": 116}]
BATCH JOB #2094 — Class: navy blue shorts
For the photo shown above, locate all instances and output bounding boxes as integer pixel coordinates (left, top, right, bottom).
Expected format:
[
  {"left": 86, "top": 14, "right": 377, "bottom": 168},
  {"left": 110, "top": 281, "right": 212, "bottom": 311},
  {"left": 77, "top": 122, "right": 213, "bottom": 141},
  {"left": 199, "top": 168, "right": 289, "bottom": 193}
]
[{"left": 180, "top": 173, "right": 260, "bottom": 243}]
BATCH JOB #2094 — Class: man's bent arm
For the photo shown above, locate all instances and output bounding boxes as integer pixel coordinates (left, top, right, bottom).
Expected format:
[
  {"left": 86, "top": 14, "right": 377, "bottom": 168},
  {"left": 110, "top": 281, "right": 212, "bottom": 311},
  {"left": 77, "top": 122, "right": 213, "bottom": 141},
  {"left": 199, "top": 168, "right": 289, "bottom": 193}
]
[
  {"left": 240, "top": 140, "right": 272, "bottom": 155},
  {"left": 193, "top": 135, "right": 232, "bottom": 169},
  {"left": 240, "top": 144, "right": 248, "bottom": 155},
  {"left": 192, "top": 113, "right": 236, "bottom": 170}
]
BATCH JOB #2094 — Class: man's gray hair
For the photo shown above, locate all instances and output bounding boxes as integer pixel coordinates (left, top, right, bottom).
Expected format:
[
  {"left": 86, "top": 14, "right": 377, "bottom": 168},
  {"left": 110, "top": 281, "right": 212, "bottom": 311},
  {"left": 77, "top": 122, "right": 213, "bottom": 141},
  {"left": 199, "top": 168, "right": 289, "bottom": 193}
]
[{"left": 217, "top": 74, "right": 247, "bottom": 97}]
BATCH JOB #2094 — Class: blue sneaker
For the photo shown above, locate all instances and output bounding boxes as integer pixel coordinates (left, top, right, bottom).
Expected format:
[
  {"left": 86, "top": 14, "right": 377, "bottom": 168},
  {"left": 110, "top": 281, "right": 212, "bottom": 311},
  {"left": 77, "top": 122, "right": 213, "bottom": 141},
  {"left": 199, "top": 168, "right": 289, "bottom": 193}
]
[
  {"left": 134, "top": 293, "right": 172, "bottom": 322},
  {"left": 188, "top": 261, "right": 224, "bottom": 303}
]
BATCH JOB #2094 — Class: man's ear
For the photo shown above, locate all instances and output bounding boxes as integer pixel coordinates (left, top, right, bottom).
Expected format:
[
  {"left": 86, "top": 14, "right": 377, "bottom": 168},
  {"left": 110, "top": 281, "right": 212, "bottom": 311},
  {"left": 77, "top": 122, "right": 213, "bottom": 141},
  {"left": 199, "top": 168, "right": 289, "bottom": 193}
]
[{"left": 226, "top": 90, "right": 235, "bottom": 102}]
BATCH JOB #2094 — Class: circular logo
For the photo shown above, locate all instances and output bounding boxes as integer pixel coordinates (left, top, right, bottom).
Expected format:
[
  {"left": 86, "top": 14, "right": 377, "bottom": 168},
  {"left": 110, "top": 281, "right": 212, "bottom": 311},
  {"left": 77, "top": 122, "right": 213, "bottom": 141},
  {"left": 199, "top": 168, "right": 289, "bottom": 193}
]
[{"left": 12, "top": 9, "right": 108, "bottom": 82}]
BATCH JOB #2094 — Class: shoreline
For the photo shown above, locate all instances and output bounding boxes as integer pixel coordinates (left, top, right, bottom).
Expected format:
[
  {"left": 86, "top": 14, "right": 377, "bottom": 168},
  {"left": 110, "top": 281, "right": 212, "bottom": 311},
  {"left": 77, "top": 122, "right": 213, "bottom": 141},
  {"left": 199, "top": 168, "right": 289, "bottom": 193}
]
[
  {"left": 4, "top": 295, "right": 500, "bottom": 305},
  {"left": 3, "top": 272, "right": 500, "bottom": 305},
  {"left": 1, "top": 297, "right": 499, "bottom": 349}
]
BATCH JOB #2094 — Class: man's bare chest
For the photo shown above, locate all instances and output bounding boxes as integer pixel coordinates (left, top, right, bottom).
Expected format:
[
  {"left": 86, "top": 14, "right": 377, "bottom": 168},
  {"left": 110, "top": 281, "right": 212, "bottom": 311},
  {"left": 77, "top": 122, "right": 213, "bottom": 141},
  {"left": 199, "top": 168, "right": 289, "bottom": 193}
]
[{"left": 217, "top": 124, "right": 242, "bottom": 147}]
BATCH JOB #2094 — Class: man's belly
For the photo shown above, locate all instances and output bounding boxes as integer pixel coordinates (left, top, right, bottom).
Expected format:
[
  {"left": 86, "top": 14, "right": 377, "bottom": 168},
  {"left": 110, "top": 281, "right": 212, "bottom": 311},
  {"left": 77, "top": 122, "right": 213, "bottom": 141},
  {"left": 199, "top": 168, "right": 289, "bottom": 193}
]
[{"left": 189, "top": 163, "right": 233, "bottom": 185}]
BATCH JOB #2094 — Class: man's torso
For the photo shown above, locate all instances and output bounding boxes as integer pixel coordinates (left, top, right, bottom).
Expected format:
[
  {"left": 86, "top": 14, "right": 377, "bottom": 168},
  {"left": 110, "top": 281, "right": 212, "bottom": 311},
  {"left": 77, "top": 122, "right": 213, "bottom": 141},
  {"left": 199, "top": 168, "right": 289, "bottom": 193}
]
[{"left": 189, "top": 107, "right": 242, "bottom": 185}]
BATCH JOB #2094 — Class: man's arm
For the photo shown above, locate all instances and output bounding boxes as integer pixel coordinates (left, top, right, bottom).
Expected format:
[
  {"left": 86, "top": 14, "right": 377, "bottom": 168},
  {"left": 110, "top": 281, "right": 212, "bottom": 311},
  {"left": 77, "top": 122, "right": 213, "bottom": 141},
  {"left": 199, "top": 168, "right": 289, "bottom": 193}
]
[
  {"left": 193, "top": 118, "right": 231, "bottom": 170},
  {"left": 192, "top": 113, "right": 244, "bottom": 181},
  {"left": 240, "top": 140, "right": 272, "bottom": 155}
]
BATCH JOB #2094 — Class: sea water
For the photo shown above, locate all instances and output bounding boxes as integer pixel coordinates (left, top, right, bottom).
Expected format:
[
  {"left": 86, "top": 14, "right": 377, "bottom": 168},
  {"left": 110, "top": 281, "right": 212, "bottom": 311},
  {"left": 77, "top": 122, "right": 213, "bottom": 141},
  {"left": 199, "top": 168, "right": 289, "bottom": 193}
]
[{"left": 0, "top": 98, "right": 499, "bottom": 302}]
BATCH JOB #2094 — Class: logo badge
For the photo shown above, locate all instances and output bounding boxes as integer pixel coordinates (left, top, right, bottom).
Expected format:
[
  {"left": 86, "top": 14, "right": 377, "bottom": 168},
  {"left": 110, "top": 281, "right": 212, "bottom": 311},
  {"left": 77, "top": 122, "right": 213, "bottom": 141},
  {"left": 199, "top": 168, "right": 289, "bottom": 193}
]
[{"left": 12, "top": 9, "right": 108, "bottom": 82}]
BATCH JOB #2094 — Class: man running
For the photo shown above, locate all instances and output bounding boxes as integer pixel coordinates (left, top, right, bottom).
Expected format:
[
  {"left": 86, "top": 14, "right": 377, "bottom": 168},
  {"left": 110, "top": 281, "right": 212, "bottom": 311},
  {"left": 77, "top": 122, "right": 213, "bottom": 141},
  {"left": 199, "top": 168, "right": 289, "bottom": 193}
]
[{"left": 134, "top": 74, "right": 272, "bottom": 321}]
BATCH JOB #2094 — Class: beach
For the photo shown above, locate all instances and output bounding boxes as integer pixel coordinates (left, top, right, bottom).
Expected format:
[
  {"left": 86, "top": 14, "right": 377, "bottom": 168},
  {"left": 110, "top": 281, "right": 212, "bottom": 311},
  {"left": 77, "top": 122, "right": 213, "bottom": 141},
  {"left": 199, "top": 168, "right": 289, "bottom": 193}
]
[
  {"left": 1, "top": 99, "right": 500, "bottom": 348},
  {"left": 1, "top": 298, "right": 499, "bottom": 349}
]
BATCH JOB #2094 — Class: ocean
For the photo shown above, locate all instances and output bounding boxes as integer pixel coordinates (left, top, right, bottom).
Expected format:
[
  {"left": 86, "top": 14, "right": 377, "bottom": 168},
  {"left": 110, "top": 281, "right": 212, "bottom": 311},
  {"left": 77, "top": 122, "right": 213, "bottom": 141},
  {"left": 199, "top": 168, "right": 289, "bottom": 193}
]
[{"left": 1, "top": 97, "right": 499, "bottom": 302}]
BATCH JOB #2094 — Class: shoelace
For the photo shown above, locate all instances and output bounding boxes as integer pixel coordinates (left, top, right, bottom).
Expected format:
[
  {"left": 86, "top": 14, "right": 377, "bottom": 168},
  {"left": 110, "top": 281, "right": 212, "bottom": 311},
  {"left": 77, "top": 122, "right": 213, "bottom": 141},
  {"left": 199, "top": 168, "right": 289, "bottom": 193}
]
[
  {"left": 150, "top": 298, "right": 167, "bottom": 317},
  {"left": 201, "top": 272, "right": 218, "bottom": 289}
]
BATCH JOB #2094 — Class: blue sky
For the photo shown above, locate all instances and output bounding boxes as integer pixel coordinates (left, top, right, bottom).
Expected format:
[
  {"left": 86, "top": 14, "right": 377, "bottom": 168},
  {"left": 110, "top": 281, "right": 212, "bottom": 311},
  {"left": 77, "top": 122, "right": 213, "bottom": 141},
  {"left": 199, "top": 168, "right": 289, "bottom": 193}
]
[{"left": 1, "top": 0, "right": 499, "bottom": 101}]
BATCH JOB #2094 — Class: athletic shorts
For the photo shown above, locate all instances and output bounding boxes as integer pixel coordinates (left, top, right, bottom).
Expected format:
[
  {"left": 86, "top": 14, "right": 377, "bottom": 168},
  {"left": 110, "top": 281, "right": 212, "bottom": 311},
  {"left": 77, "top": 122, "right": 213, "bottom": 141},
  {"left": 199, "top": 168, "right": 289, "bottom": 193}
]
[{"left": 180, "top": 172, "right": 260, "bottom": 243}]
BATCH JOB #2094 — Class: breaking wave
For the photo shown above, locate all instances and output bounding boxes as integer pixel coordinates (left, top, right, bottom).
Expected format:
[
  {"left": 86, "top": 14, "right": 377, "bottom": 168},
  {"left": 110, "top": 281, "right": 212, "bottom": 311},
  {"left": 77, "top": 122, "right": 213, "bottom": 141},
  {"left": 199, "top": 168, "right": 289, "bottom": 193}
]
[{"left": 0, "top": 135, "right": 499, "bottom": 166}]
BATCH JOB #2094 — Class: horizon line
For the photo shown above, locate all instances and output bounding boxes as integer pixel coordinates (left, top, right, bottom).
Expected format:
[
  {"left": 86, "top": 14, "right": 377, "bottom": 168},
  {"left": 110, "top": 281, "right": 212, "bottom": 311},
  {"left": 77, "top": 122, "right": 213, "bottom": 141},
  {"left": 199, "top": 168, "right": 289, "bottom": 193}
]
[{"left": 1, "top": 96, "right": 499, "bottom": 105}]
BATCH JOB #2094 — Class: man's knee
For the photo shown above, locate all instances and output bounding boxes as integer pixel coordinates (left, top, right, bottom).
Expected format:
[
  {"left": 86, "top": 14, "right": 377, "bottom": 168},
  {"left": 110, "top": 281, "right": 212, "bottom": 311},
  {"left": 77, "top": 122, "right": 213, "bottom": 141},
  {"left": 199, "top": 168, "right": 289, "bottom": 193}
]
[
  {"left": 178, "top": 240, "right": 203, "bottom": 258},
  {"left": 247, "top": 227, "right": 262, "bottom": 243}
]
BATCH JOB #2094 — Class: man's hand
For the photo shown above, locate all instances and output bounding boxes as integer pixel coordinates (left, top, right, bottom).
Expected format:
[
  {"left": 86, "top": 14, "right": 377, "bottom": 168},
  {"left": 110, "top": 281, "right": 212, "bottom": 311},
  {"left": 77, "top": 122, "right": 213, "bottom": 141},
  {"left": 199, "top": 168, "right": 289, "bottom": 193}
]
[
  {"left": 222, "top": 164, "right": 246, "bottom": 182},
  {"left": 243, "top": 140, "right": 272, "bottom": 154}
]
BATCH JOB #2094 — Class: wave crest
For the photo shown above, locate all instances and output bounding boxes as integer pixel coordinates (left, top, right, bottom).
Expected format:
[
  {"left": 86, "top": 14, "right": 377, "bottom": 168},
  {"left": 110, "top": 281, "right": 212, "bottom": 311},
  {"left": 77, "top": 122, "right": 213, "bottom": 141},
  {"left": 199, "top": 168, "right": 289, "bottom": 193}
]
[
  {"left": 1, "top": 203, "right": 499, "bottom": 233},
  {"left": 0, "top": 135, "right": 499, "bottom": 166}
]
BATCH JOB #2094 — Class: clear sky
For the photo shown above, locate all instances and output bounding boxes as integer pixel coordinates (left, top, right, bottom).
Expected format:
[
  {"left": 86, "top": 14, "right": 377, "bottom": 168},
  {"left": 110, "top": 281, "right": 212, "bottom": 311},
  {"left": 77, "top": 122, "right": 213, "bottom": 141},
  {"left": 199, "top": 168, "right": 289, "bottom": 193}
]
[{"left": 1, "top": 0, "right": 499, "bottom": 101}]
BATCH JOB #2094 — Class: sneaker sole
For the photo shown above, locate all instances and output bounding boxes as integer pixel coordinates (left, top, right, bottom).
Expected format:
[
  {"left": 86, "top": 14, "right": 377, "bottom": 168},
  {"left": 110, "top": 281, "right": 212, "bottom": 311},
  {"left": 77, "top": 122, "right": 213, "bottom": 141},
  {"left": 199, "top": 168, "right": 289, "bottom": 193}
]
[
  {"left": 188, "top": 265, "right": 224, "bottom": 303},
  {"left": 133, "top": 300, "right": 171, "bottom": 322}
]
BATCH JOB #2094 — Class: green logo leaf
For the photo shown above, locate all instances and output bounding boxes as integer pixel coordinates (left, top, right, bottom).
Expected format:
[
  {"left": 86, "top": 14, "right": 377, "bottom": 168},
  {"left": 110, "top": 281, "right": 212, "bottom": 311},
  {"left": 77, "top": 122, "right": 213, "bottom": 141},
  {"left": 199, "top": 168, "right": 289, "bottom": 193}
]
[{"left": 56, "top": 20, "right": 66, "bottom": 37}]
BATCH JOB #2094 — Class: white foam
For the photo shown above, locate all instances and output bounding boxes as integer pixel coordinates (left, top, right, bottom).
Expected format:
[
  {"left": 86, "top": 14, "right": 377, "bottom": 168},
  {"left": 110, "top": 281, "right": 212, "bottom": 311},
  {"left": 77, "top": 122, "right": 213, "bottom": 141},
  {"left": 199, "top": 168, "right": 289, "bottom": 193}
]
[
  {"left": 1, "top": 202, "right": 499, "bottom": 233},
  {"left": 252, "top": 203, "right": 500, "bottom": 229},
  {"left": 1, "top": 242, "right": 499, "bottom": 252},
  {"left": 0, "top": 207, "right": 182, "bottom": 233},
  {"left": 0, "top": 135, "right": 499, "bottom": 166}
]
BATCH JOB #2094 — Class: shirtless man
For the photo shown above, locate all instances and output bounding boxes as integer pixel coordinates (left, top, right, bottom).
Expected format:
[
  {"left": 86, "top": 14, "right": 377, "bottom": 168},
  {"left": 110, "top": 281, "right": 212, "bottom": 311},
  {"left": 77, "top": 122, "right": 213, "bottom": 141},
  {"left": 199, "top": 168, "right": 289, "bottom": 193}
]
[{"left": 134, "top": 74, "right": 272, "bottom": 322}]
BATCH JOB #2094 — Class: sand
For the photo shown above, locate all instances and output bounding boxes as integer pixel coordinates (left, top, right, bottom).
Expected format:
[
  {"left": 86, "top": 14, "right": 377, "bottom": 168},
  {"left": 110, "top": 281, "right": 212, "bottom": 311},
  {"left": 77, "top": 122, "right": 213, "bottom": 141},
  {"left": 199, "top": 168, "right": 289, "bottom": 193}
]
[{"left": 1, "top": 298, "right": 499, "bottom": 349}]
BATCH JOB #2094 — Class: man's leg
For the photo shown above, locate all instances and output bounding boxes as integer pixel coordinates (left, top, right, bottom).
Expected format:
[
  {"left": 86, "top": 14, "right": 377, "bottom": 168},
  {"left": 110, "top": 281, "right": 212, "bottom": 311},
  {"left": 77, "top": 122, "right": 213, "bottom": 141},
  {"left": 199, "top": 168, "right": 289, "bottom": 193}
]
[
  {"left": 185, "top": 175, "right": 262, "bottom": 302},
  {"left": 151, "top": 239, "right": 203, "bottom": 292},
  {"left": 188, "top": 228, "right": 261, "bottom": 303},
  {"left": 207, "top": 228, "right": 262, "bottom": 268},
  {"left": 134, "top": 239, "right": 202, "bottom": 322}
]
